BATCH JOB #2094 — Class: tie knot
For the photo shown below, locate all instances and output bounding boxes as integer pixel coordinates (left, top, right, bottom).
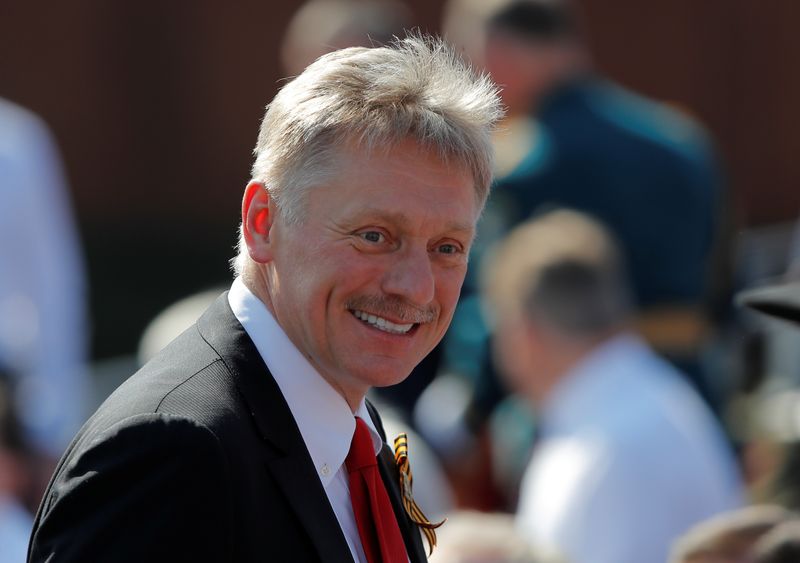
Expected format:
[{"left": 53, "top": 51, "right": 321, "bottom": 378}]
[{"left": 346, "top": 417, "right": 377, "bottom": 472}]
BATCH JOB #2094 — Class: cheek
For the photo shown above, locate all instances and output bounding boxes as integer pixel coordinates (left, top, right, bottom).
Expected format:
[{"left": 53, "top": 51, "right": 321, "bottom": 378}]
[{"left": 437, "top": 267, "right": 468, "bottom": 302}]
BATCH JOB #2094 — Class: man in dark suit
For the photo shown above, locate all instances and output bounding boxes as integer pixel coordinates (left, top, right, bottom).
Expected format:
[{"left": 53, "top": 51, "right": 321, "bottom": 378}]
[{"left": 28, "top": 36, "right": 502, "bottom": 562}]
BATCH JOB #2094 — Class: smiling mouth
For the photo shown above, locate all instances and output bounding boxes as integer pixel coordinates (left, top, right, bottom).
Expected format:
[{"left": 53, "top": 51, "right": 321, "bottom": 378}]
[{"left": 351, "top": 310, "right": 416, "bottom": 335}]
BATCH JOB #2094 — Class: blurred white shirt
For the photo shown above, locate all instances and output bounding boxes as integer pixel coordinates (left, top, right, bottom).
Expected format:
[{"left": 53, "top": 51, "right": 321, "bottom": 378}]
[
  {"left": 515, "top": 333, "right": 743, "bottom": 563},
  {"left": 0, "top": 98, "right": 89, "bottom": 458},
  {"left": 0, "top": 494, "right": 32, "bottom": 563}
]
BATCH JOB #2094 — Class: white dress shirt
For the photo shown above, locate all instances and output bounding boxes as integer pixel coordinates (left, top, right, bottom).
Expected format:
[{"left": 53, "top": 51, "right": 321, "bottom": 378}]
[
  {"left": 228, "top": 277, "right": 383, "bottom": 563},
  {"left": 515, "top": 333, "right": 743, "bottom": 563}
]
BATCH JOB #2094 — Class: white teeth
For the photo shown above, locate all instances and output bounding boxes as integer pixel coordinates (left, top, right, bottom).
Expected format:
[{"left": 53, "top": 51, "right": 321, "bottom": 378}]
[{"left": 353, "top": 310, "right": 414, "bottom": 334}]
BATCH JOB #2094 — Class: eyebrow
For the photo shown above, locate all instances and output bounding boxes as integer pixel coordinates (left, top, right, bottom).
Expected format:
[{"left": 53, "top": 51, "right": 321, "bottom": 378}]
[{"left": 356, "top": 208, "right": 475, "bottom": 236}]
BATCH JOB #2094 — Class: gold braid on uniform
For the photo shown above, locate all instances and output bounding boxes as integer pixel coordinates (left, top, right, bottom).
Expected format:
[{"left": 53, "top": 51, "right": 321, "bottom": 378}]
[{"left": 393, "top": 432, "right": 446, "bottom": 556}]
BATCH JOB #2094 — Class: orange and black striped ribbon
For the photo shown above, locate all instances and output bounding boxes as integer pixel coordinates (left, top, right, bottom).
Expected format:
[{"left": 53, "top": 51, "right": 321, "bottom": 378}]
[{"left": 393, "top": 433, "right": 445, "bottom": 556}]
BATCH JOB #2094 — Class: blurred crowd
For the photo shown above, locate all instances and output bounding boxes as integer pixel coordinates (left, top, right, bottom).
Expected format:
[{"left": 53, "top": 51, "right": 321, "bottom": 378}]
[
  {"left": 3, "top": 0, "right": 800, "bottom": 561},
  {"left": 0, "top": 98, "right": 90, "bottom": 561}
]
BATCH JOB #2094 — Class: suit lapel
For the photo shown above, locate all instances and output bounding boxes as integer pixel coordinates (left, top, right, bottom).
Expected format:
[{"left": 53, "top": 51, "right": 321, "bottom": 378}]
[
  {"left": 266, "top": 448, "right": 356, "bottom": 562},
  {"left": 197, "top": 294, "right": 354, "bottom": 562}
]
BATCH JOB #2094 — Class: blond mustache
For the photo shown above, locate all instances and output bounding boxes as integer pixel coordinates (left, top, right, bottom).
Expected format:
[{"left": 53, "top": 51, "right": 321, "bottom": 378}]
[{"left": 346, "top": 295, "right": 437, "bottom": 324}]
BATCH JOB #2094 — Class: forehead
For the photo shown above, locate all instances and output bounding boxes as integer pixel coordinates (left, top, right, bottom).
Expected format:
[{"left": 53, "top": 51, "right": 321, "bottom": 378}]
[{"left": 311, "top": 139, "right": 480, "bottom": 226}]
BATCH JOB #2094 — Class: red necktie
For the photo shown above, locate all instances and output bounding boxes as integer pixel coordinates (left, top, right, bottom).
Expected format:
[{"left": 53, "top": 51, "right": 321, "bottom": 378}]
[{"left": 346, "top": 417, "right": 408, "bottom": 563}]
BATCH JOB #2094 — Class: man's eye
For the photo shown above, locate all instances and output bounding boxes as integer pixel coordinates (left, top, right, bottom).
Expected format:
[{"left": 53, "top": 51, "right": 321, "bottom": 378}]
[
  {"left": 360, "top": 231, "right": 384, "bottom": 243},
  {"left": 437, "top": 243, "right": 459, "bottom": 255}
]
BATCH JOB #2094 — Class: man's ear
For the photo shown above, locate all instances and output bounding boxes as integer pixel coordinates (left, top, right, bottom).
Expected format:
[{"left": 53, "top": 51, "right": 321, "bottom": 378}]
[{"left": 242, "top": 181, "right": 276, "bottom": 264}]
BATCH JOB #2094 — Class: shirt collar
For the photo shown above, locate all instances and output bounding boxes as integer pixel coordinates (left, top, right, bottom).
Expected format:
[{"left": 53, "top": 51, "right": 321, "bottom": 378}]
[{"left": 227, "top": 277, "right": 382, "bottom": 486}]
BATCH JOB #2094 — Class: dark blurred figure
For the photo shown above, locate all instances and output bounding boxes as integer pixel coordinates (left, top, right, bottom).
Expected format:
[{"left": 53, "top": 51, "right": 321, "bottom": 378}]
[
  {"left": 748, "top": 392, "right": 800, "bottom": 513},
  {"left": 438, "top": 0, "right": 726, "bottom": 434},
  {"left": 670, "top": 505, "right": 791, "bottom": 563},
  {"left": 671, "top": 275, "right": 800, "bottom": 563},
  {"left": 739, "top": 281, "right": 800, "bottom": 512},
  {"left": 0, "top": 370, "right": 34, "bottom": 562},
  {"left": 669, "top": 279, "right": 800, "bottom": 563},
  {"left": 483, "top": 210, "right": 742, "bottom": 563},
  {"left": 746, "top": 277, "right": 800, "bottom": 563},
  {"left": 0, "top": 98, "right": 91, "bottom": 509},
  {"left": 752, "top": 520, "right": 800, "bottom": 563}
]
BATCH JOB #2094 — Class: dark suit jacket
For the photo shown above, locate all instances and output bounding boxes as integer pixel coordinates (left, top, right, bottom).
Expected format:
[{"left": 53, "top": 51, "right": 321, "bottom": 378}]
[{"left": 28, "top": 294, "right": 428, "bottom": 562}]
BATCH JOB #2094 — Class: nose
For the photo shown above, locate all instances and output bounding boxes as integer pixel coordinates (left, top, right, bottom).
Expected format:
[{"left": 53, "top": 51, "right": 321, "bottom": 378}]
[{"left": 380, "top": 245, "right": 435, "bottom": 306}]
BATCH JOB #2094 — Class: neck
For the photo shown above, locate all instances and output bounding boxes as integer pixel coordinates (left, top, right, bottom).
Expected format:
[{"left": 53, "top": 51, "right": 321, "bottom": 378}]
[
  {"left": 532, "top": 328, "right": 619, "bottom": 407},
  {"left": 241, "top": 262, "right": 275, "bottom": 314},
  {"left": 240, "top": 262, "right": 367, "bottom": 412}
]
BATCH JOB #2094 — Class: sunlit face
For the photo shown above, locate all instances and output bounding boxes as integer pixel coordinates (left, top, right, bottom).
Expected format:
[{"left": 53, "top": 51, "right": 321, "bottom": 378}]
[{"left": 257, "top": 139, "right": 478, "bottom": 408}]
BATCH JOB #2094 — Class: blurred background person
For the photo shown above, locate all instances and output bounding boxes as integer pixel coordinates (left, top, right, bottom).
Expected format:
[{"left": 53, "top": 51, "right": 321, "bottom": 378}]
[
  {"left": 429, "top": 510, "right": 567, "bottom": 563},
  {"left": 482, "top": 209, "right": 742, "bottom": 563},
  {"left": 0, "top": 371, "right": 34, "bottom": 563},
  {"left": 672, "top": 508, "right": 800, "bottom": 563},
  {"left": 736, "top": 280, "right": 800, "bottom": 509},
  {"left": 415, "top": 0, "right": 730, "bottom": 512},
  {"left": 430, "top": 0, "right": 726, "bottom": 447},
  {"left": 668, "top": 277, "right": 800, "bottom": 563},
  {"left": 738, "top": 384, "right": 800, "bottom": 514},
  {"left": 669, "top": 505, "right": 792, "bottom": 563},
  {"left": 281, "top": 0, "right": 411, "bottom": 76},
  {"left": 751, "top": 519, "right": 800, "bottom": 563},
  {"left": 636, "top": 270, "right": 800, "bottom": 562},
  {"left": 0, "top": 98, "right": 91, "bottom": 509}
]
